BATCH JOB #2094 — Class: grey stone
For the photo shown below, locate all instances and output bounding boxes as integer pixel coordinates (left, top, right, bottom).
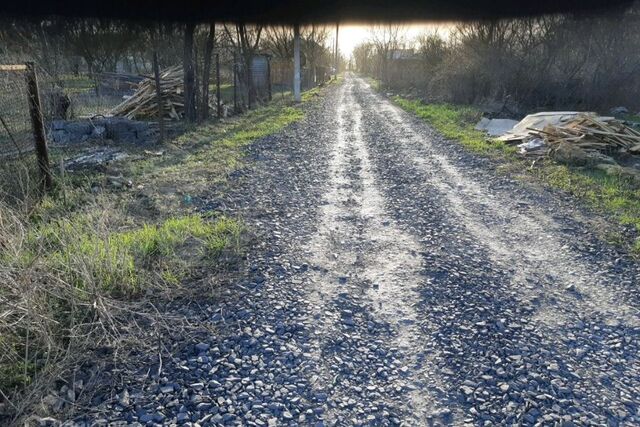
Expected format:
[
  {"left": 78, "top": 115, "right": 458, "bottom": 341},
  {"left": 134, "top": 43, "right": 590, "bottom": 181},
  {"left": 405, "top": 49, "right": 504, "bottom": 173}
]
[{"left": 195, "top": 342, "right": 210, "bottom": 353}]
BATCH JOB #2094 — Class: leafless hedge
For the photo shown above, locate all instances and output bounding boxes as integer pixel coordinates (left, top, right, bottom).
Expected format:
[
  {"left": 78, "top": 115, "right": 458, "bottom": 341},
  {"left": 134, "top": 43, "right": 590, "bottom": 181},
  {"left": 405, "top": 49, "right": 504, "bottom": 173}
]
[{"left": 356, "top": 5, "right": 640, "bottom": 113}]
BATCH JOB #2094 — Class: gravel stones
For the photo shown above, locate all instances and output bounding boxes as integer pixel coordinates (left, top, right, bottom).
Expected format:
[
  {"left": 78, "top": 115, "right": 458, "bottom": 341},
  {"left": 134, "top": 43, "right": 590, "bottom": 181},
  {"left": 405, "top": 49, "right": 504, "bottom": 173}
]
[{"left": 59, "top": 75, "right": 639, "bottom": 427}]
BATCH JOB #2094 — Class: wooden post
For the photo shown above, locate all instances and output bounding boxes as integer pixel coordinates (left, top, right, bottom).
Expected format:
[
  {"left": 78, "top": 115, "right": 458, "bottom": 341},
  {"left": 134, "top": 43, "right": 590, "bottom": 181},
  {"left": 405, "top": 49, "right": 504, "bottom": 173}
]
[
  {"left": 293, "top": 24, "right": 301, "bottom": 103},
  {"left": 25, "top": 62, "right": 52, "bottom": 190},
  {"left": 233, "top": 51, "right": 238, "bottom": 112},
  {"left": 216, "top": 53, "right": 222, "bottom": 118},
  {"left": 247, "top": 57, "right": 252, "bottom": 110},
  {"left": 267, "top": 56, "right": 272, "bottom": 102},
  {"left": 152, "top": 52, "right": 165, "bottom": 143}
]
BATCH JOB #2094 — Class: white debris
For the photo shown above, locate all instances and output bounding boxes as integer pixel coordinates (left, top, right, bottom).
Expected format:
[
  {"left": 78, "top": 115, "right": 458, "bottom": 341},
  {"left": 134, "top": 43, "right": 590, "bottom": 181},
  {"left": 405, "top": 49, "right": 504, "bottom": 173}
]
[
  {"left": 497, "top": 111, "right": 609, "bottom": 142},
  {"left": 518, "top": 138, "right": 545, "bottom": 154},
  {"left": 474, "top": 117, "right": 519, "bottom": 137},
  {"left": 65, "top": 147, "right": 129, "bottom": 170}
]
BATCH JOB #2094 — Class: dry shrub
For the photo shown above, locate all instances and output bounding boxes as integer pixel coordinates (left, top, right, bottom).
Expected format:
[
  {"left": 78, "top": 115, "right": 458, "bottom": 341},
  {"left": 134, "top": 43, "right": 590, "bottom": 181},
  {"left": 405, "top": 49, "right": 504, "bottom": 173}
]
[
  {"left": 0, "top": 188, "right": 243, "bottom": 422},
  {"left": 359, "top": 5, "right": 640, "bottom": 113},
  {"left": 0, "top": 201, "right": 129, "bottom": 418}
]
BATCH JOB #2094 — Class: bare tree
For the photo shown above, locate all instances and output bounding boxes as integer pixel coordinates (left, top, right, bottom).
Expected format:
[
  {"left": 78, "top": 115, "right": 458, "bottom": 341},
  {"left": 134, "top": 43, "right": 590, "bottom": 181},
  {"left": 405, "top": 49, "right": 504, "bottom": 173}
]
[
  {"left": 200, "top": 23, "right": 216, "bottom": 120},
  {"left": 303, "top": 25, "right": 331, "bottom": 84},
  {"left": 352, "top": 42, "right": 374, "bottom": 75},
  {"left": 183, "top": 23, "right": 196, "bottom": 122},
  {"left": 65, "top": 19, "right": 140, "bottom": 75},
  {"left": 368, "top": 24, "right": 405, "bottom": 83},
  {"left": 262, "top": 26, "right": 294, "bottom": 59}
]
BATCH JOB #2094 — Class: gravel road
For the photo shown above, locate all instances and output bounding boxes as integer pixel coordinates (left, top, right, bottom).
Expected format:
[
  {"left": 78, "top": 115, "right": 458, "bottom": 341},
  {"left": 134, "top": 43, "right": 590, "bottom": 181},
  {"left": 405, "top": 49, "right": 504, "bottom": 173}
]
[{"left": 73, "top": 74, "right": 640, "bottom": 426}]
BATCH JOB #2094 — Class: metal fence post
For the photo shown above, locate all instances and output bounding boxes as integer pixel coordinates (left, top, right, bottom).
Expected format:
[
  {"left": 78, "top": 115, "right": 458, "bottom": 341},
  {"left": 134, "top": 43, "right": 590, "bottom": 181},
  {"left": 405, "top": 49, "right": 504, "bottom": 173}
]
[
  {"left": 293, "top": 24, "right": 301, "bottom": 102},
  {"left": 25, "top": 62, "right": 52, "bottom": 190}
]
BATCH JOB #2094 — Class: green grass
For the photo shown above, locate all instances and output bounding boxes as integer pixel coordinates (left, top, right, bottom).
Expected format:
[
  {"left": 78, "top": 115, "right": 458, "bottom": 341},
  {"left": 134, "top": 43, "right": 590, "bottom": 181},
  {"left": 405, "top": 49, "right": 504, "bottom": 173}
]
[
  {"left": 0, "top": 352, "right": 37, "bottom": 391},
  {"left": 393, "top": 98, "right": 640, "bottom": 253},
  {"left": 0, "top": 78, "right": 330, "bottom": 401},
  {"left": 537, "top": 164, "right": 640, "bottom": 251},
  {"left": 394, "top": 98, "right": 517, "bottom": 155},
  {"left": 59, "top": 74, "right": 95, "bottom": 94},
  {"left": 1, "top": 213, "right": 244, "bottom": 393},
  {"left": 157, "top": 102, "right": 305, "bottom": 176},
  {"left": 209, "top": 83, "right": 234, "bottom": 103},
  {"left": 620, "top": 113, "right": 640, "bottom": 124},
  {"left": 23, "top": 214, "right": 243, "bottom": 297},
  {"left": 366, "top": 77, "right": 381, "bottom": 91}
]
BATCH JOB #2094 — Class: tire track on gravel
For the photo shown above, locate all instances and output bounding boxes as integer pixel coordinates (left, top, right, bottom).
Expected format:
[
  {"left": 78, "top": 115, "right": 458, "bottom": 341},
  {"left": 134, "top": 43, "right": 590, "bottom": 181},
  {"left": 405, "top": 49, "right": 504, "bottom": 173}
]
[
  {"left": 359, "top": 77, "right": 638, "bottom": 330},
  {"left": 352, "top": 75, "right": 640, "bottom": 425},
  {"left": 304, "top": 79, "right": 450, "bottom": 425}
]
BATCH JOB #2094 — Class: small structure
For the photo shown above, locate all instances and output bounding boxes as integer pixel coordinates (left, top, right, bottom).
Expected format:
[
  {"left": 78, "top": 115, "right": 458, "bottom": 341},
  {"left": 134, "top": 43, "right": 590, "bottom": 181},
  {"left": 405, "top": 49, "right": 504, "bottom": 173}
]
[{"left": 250, "top": 54, "right": 271, "bottom": 100}]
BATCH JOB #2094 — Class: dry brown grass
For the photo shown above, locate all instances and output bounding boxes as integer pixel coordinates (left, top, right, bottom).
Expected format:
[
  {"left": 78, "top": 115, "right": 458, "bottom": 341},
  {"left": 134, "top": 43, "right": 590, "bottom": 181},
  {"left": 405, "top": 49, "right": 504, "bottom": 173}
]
[
  {"left": 0, "top": 189, "right": 247, "bottom": 424},
  {"left": 0, "top": 152, "right": 240, "bottom": 424},
  {"left": 0, "top": 83, "right": 318, "bottom": 423}
]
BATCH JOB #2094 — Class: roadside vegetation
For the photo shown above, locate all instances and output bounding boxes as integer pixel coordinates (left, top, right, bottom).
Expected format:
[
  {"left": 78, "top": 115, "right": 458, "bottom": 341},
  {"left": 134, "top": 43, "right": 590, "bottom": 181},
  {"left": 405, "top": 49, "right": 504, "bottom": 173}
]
[
  {"left": 0, "top": 85, "right": 320, "bottom": 416},
  {"left": 394, "top": 99, "right": 640, "bottom": 253},
  {"left": 356, "top": 11, "right": 640, "bottom": 252},
  {"left": 355, "top": 9, "right": 640, "bottom": 114}
]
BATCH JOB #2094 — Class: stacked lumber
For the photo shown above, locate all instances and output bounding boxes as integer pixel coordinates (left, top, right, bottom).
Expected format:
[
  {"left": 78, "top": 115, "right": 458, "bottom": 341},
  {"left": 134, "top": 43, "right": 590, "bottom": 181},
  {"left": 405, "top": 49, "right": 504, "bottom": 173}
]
[
  {"left": 528, "top": 114, "right": 640, "bottom": 157},
  {"left": 110, "top": 66, "right": 184, "bottom": 120}
]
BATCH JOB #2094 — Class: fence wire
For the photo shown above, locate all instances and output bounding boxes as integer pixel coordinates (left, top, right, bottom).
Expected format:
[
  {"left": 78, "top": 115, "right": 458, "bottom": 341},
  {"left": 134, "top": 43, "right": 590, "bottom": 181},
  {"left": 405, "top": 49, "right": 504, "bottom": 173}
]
[{"left": 0, "top": 67, "right": 32, "bottom": 158}]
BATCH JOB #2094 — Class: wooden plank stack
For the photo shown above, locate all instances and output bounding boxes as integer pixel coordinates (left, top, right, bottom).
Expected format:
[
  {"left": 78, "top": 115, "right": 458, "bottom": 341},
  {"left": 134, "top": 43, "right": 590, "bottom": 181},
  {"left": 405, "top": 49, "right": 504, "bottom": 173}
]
[
  {"left": 110, "top": 66, "right": 185, "bottom": 120},
  {"left": 528, "top": 114, "right": 640, "bottom": 157}
]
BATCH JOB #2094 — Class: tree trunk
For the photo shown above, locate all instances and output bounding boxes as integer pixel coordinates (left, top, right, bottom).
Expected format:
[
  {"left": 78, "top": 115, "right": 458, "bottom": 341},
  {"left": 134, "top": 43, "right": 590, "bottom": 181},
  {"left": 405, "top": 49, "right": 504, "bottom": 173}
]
[
  {"left": 153, "top": 51, "right": 165, "bottom": 143},
  {"left": 25, "top": 62, "right": 52, "bottom": 191},
  {"left": 183, "top": 23, "right": 197, "bottom": 122},
  {"left": 201, "top": 23, "right": 215, "bottom": 120},
  {"left": 194, "top": 38, "right": 200, "bottom": 117}
]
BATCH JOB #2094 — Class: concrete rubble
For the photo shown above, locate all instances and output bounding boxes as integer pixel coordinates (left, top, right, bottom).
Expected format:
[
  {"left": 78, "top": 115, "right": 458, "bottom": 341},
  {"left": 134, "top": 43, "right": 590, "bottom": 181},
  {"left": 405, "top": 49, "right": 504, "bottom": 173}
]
[
  {"left": 49, "top": 117, "right": 155, "bottom": 145},
  {"left": 64, "top": 147, "right": 129, "bottom": 170}
]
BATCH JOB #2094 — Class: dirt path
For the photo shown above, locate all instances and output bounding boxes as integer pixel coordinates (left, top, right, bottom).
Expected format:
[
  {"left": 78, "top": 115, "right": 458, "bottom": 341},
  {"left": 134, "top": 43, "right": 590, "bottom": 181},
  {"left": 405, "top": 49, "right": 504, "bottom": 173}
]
[{"left": 74, "top": 74, "right": 639, "bottom": 426}]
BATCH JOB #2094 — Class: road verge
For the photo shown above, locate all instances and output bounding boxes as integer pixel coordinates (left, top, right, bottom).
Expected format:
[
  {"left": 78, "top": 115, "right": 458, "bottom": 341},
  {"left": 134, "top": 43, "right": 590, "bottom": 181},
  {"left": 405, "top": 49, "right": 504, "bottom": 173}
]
[
  {"left": 0, "top": 81, "right": 331, "bottom": 422},
  {"left": 392, "top": 97, "right": 640, "bottom": 255}
]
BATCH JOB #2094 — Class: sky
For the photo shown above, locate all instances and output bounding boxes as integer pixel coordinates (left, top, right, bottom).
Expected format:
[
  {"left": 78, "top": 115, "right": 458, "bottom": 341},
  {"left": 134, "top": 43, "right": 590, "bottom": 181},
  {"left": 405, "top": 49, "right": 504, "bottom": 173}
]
[{"left": 332, "top": 22, "right": 454, "bottom": 57}]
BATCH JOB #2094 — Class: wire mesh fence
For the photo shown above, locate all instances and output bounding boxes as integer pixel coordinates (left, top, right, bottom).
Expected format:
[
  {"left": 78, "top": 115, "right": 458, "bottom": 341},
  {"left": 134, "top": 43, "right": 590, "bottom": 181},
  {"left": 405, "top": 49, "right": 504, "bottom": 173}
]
[
  {"left": 0, "top": 42, "right": 331, "bottom": 201},
  {"left": 0, "top": 63, "right": 54, "bottom": 199},
  {"left": 0, "top": 53, "right": 329, "bottom": 155},
  {"left": 0, "top": 64, "right": 134, "bottom": 157},
  {"left": 0, "top": 65, "right": 33, "bottom": 158}
]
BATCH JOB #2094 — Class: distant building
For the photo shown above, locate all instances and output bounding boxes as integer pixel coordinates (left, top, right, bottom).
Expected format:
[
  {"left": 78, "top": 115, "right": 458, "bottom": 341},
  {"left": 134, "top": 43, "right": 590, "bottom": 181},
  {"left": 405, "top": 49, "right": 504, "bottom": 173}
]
[
  {"left": 250, "top": 54, "right": 271, "bottom": 98},
  {"left": 388, "top": 49, "right": 418, "bottom": 60}
]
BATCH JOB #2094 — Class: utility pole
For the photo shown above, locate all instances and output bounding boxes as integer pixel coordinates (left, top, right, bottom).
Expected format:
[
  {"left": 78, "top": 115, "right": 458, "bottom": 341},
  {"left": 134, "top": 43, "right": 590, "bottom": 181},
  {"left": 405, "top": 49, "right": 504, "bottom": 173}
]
[
  {"left": 334, "top": 23, "right": 339, "bottom": 78},
  {"left": 293, "top": 24, "right": 301, "bottom": 102}
]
